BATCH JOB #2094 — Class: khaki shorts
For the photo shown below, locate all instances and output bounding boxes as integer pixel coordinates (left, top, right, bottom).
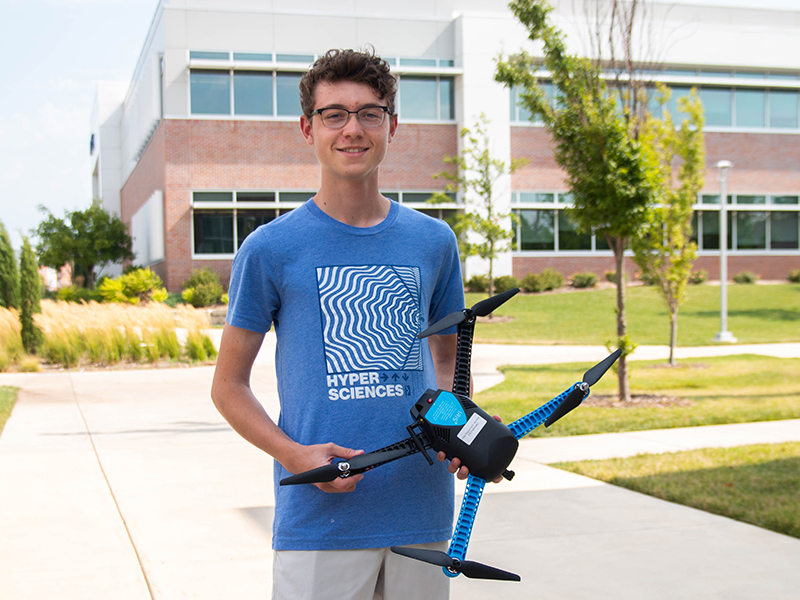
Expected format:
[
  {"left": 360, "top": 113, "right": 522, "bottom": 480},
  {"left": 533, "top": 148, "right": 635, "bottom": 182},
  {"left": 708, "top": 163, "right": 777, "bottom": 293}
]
[{"left": 272, "top": 541, "right": 450, "bottom": 600}]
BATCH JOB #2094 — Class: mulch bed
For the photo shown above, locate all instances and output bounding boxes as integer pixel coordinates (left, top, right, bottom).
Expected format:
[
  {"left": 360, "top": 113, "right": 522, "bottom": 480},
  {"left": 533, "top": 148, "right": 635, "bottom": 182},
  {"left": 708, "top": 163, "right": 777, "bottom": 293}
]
[{"left": 583, "top": 394, "right": 695, "bottom": 408}]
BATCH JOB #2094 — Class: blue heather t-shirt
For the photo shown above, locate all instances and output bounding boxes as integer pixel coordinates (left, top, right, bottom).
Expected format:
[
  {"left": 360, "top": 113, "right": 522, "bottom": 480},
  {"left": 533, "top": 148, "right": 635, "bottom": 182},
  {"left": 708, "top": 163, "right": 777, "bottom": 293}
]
[{"left": 226, "top": 199, "right": 465, "bottom": 551}]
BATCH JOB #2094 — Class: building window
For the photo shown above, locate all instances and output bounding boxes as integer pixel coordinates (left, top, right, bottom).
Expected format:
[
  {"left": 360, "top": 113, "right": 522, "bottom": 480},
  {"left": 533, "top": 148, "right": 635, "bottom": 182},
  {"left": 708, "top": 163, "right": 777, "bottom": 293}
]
[
  {"left": 735, "top": 89, "right": 765, "bottom": 127},
  {"left": 517, "top": 210, "right": 555, "bottom": 250},
  {"left": 397, "top": 76, "right": 455, "bottom": 120},
  {"left": 700, "top": 88, "right": 731, "bottom": 126},
  {"left": 190, "top": 70, "right": 230, "bottom": 115},
  {"left": 701, "top": 211, "right": 719, "bottom": 250},
  {"left": 769, "top": 90, "right": 799, "bottom": 128},
  {"left": 736, "top": 212, "right": 767, "bottom": 249},
  {"left": 771, "top": 212, "right": 799, "bottom": 249},
  {"left": 276, "top": 73, "right": 303, "bottom": 116},
  {"left": 234, "top": 71, "right": 273, "bottom": 115},
  {"left": 191, "top": 190, "right": 456, "bottom": 256},
  {"left": 193, "top": 211, "right": 234, "bottom": 254},
  {"left": 558, "top": 211, "right": 591, "bottom": 250}
]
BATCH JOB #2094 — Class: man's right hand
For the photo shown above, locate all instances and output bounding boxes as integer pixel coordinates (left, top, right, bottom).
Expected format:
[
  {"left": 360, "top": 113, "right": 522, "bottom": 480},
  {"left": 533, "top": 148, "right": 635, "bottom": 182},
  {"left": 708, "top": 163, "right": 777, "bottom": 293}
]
[{"left": 284, "top": 443, "right": 365, "bottom": 494}]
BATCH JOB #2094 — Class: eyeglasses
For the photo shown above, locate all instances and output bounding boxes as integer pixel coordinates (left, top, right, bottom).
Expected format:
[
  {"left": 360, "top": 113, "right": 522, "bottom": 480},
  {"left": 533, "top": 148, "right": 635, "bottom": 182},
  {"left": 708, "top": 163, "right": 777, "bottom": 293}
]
[{"left": 310, "top": 105, "right": 391, "bottom": 129}]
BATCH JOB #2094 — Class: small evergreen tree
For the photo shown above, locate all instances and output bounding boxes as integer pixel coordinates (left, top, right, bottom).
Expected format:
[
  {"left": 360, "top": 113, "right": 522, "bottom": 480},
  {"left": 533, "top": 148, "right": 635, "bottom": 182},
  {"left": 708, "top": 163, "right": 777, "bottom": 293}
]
[
  {"left": 19, "top": 237, "right": 44, "bottom": 354},
  {"left": 0, "top": 221, "right": 19, "bottom": 309}
]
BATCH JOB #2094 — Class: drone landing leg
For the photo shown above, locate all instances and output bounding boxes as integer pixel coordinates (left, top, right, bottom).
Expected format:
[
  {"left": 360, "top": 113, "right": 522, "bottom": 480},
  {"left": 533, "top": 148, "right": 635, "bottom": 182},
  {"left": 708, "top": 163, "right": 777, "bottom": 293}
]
[{"left": 444, "top": 474, "right": 486, "bottom": 577}]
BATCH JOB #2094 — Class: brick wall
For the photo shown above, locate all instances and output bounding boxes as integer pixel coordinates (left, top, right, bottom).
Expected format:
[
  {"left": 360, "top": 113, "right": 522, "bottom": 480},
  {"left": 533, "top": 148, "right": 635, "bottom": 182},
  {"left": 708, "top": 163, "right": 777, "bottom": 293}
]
[
  {"left": 122, "top": 120, "right": 798, "bottom": 291},
  {"left": 513, "top": 255, "right": 640, "bottom": 281},
  {"left": 510, "top": 127, "right": 800, "bottom": 194},
  {"left": 121, "top": 119, "right": 458, "bottom": 291},
  {"left": 513, "top": 254, "right": 800, "bottom": 282}
]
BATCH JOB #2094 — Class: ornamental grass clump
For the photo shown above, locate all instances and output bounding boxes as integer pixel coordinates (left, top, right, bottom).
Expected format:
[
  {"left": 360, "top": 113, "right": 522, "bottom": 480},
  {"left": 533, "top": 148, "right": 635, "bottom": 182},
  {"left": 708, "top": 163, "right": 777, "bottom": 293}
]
[
  {"left": 0, "top": 307, "right": 23, "bottom": 371},
  {"left": 33, "top": 300, "right": 216, "bottom": 368}
]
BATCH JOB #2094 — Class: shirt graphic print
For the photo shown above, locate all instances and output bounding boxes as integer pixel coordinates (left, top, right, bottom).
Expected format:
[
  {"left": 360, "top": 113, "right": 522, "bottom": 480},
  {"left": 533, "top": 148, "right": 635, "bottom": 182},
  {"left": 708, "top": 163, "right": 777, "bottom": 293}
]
[{"left": 316, "top": 265, "right": 423, "bottom": 377}]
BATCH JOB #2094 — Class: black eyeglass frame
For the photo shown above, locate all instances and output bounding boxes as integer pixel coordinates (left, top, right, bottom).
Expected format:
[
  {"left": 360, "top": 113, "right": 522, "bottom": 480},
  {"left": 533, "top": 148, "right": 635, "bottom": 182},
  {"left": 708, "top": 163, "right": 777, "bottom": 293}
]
[{"left": 309, "top": 105, "right": 392, "bottom": 129}]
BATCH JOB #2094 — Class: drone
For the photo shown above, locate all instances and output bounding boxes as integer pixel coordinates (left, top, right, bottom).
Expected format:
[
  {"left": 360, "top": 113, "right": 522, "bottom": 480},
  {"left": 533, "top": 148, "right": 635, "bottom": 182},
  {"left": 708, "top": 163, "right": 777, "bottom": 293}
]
[{"left": 281, "top": 288, "right": 621, "bottom": 582}]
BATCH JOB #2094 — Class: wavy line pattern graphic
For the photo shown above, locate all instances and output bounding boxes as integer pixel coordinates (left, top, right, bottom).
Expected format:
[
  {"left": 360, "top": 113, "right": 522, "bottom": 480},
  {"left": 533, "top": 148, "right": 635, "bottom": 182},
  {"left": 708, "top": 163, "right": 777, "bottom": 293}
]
[{"left": 317, "top": 265, "right": 422, "bottom": 374}]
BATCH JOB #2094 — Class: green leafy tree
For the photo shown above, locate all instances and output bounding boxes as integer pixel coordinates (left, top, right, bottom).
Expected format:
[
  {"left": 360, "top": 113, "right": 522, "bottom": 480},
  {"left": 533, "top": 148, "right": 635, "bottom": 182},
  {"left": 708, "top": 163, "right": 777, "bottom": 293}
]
[
  {"left": 497, "top": 0, "right": 656, "bottom": 401},
  {"left": 430, "top": 114, "right": 527, "bottom": 301},
  {"left": 0, "top": 221, "right": 20, "bottom": 309},
  {"left": 633, "top": 86, "right": 705, "bottom": 365},
  {"left": 35, "top": 202, "right": 134, "bottom": 290},
  {"left": 19, "top": 237, "right": 44, "bottom": 354}
]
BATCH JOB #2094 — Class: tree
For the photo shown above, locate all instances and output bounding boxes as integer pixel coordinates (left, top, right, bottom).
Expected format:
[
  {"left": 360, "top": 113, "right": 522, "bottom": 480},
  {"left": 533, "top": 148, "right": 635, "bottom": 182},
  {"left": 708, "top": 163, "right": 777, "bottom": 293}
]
[
  {"left": 35, "top": 202, "right": 134, "bottom": 289},
  {"left": 19, "top": 237, "right": 44, "bottom": 354},
  {"left": 430, "top": 114, "right": 527, "bottom": 300},
  {"left": 0, "top": 221, "right": 19, "bottom": 309},
  {"left": 497, "top": 0, "right": 655, "bottom": 401},
  {"left": 633, "top": 86, "right": 705, "bottom": 365}
]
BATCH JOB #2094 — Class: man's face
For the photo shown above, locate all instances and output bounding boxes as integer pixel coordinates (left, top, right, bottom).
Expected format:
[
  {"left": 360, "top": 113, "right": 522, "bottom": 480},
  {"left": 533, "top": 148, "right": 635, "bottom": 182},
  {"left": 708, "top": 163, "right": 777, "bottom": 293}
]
[{"left": 300, "top": 80, "right": 398, "bottom": 184}]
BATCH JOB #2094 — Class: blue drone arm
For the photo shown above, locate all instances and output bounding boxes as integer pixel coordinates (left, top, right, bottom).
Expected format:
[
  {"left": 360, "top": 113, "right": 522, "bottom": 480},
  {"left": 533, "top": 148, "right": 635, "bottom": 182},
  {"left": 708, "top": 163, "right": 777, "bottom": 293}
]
[
  {"left": 507, "top": 382, "right": 584, "bottom": 440},
  {"left": 443, "top": 383, "right": 582, "bottom": 574},
  {"left": 444, "top": 474, "right": 487, "bottom": 576}
]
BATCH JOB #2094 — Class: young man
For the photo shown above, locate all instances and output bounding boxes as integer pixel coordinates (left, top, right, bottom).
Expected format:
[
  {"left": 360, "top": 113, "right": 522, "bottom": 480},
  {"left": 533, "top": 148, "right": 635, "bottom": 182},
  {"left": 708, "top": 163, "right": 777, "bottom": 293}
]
[{"left": 211, "top": 48, "right": 468, "bottom": 599}]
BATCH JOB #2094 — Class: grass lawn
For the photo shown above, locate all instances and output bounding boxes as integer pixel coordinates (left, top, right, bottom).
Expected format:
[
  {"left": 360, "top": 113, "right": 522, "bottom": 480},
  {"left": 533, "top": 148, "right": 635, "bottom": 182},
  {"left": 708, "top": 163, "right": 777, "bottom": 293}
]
[
  {"left": 0, "top": 386, "right": 19, "bottom": 437},
  {"left": 476, "top": 355, "right": 800, "bottom": 437},
  {"left": 554, "top": 442, "right": 800, "bottom": 539},
  {"left": 466, "top": 283, "right": 800, "bottom": 346}
]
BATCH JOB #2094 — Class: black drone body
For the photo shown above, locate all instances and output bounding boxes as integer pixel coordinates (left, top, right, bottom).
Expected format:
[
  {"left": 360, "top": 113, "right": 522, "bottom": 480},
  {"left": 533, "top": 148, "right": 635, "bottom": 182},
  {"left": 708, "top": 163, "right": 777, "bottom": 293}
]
[
  {"left": 411, "top": 389, "right": 518, "bottom": 483},
  {"left": 280, "top": 288, "right": 621, "bottom": 582}
]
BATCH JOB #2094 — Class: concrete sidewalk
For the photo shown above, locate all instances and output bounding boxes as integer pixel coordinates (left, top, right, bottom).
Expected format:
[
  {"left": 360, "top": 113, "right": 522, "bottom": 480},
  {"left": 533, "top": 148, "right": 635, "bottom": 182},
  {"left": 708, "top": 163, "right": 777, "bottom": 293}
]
[{"left": 1, "top": 340, "right": 800, "bottom": 599}]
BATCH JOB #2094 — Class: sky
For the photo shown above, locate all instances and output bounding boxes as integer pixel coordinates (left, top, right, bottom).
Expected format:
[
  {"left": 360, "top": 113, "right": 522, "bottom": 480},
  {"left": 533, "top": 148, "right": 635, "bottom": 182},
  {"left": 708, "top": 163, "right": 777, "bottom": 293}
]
[
  {"left": 1, "top": 0, "right": 798, "bottom": 252},
  {"left": 0, "top": 0, "right": 157, "bottom": 251}
]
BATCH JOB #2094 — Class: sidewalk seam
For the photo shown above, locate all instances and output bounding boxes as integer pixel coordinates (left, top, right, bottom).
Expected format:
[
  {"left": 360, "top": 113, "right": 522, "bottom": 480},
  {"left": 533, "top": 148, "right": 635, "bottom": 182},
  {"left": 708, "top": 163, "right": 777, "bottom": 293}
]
[{"left": 69, "top": 376, "right": 156, "bottom": 600}]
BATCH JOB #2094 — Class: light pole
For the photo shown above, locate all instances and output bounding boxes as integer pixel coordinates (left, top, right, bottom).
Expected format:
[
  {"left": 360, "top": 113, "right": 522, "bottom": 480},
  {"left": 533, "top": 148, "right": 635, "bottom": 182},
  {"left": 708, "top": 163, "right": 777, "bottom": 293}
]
[{"left": 713, "top": 160, "right": 736, "bottom": 343}]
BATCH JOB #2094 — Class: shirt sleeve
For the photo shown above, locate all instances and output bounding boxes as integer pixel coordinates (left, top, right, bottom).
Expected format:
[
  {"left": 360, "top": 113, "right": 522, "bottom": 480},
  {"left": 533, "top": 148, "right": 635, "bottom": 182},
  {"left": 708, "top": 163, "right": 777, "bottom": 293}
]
[{"left": 225, "top": 227, "right": 278, "bottom": 334}]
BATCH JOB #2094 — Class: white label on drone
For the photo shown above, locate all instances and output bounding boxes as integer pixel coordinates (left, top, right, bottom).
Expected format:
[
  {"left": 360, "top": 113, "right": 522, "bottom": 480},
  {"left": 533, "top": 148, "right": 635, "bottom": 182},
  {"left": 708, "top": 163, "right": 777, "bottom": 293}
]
[{"left": 457, "top": 413, "right": 487, "bottom": 446}]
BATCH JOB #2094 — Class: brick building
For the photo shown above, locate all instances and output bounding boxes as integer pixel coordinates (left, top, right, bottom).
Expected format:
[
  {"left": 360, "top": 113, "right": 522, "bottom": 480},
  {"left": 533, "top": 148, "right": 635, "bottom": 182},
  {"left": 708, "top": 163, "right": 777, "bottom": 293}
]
[{"left": 91, "top": 0, "right": 800, "bottom": 291}]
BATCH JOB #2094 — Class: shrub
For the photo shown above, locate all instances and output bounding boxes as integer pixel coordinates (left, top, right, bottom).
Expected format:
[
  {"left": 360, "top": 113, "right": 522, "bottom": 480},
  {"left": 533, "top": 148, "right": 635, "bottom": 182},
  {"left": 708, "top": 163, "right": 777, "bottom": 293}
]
[
  {"left": 465, "top": 274, "right": 488, "bottom": 293},
  {"left": 522, "top": 269, "right": 564, "bottom": 293},
  {"left": 97, "top": 268, "right": 168, "bottom": 304},
  {"left": 493, "top": 275, "right": 520, "bottom": 294},
  {"left": 571, "top": 272, "right": 598, "bottom": 289},
  {"left": 538, "top": 268, "right": 564, "bottom": 291},
  {"left": 733, "top": 271, "right": 758, "bottom": 284},
  {"left": 788, "top": 269, "right": 800, "bottom": 284},
  {"left": 56, "top": 285, "right": 95, "bottom": 303},
  {"left": 689, "top": 269, "right": 708, "bottom": 285},
  {"left": 521, "top": 273, "right": 541, "bottom": 293},
  {"left": 181, "top": 268, "right": 225, "bottom": 308},
  {"left": 604, "top": 270, "right": 617, "bottom": 284},
  {"left": 636, "top": 270, "right": 658, "bottom": 286}
]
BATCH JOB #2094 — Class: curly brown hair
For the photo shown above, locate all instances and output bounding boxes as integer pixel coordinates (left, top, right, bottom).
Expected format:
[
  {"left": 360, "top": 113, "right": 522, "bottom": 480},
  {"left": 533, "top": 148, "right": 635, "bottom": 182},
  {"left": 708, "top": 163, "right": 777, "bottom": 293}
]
[{"left": 299, "top": 48, "right": 396, "bottom": 118}]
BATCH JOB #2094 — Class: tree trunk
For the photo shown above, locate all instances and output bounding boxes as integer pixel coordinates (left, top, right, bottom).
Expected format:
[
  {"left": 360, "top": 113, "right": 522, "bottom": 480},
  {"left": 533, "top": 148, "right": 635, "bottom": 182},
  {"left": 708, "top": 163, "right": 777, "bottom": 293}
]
[
  {"left": 487, "top": 256, "right": 495, "bottom": 318},
  {"left": 669, "top": 306, "right": 678, "bottom": 366},
  {"left": 613, "top": 236, "right": 631, "bottom": 402}
]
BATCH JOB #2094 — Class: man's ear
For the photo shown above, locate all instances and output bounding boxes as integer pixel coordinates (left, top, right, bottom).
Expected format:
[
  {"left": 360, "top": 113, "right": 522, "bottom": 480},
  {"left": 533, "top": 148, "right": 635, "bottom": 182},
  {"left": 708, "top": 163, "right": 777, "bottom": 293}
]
[
  {"left": 388, "top": 114, "right": 398, "bottom": 142},
  {"left": 300, "top": 115, "right": 314, "bottom": 145}
]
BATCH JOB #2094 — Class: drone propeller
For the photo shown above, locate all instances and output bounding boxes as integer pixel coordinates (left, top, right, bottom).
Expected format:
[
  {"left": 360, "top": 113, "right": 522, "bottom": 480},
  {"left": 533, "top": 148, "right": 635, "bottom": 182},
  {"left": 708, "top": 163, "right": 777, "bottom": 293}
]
[
  {"left": 390, "top": 547, "right": 520, "bottom": 581},
  {"left": 418, "top": 288, "right": 520, "bottom": 339},
  {"left": 544, "top": 348, "right": 622, "bottom": 427},
  {"left": 279, "top": 447, "right": 411, "bottom": 486}
]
